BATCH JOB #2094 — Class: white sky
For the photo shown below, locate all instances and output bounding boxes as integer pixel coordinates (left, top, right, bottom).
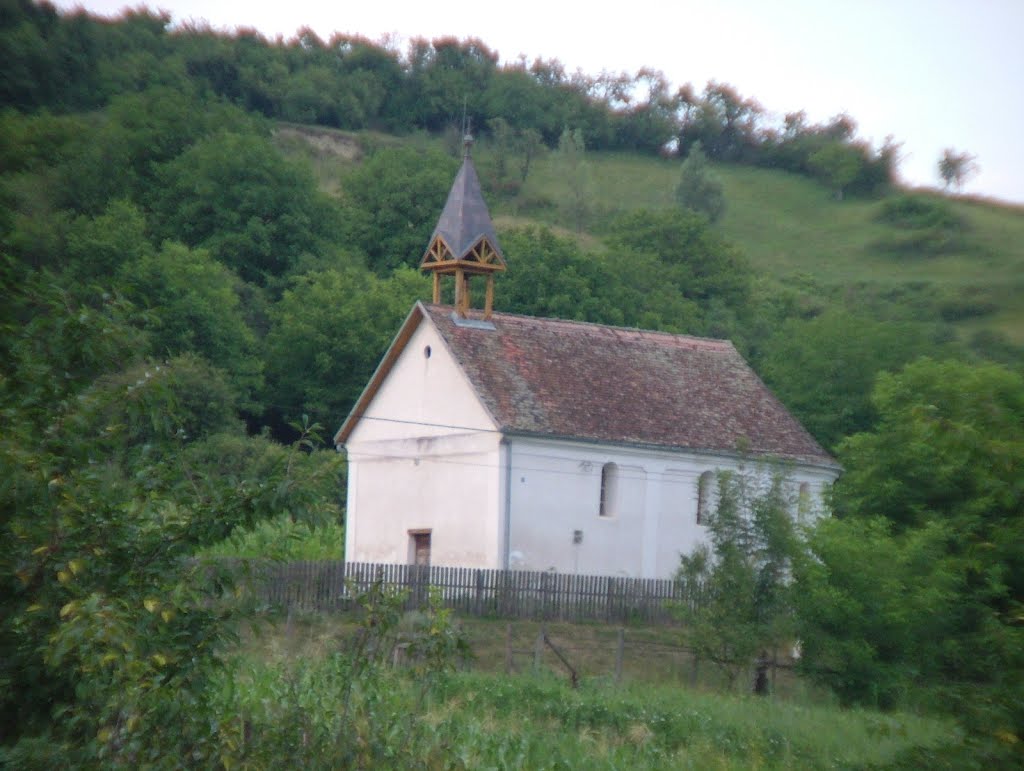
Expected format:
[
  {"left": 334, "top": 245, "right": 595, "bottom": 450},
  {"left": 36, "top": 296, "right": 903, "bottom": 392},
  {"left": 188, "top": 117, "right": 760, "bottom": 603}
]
[{"left": 61, "top": 0, "right": 1024, "bottom": 204}]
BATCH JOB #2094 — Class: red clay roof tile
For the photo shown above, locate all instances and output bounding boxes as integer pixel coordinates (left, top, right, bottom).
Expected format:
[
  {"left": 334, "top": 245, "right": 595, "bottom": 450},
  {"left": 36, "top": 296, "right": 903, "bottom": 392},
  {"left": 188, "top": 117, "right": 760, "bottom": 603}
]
[{"left": 425, "top": 304, "right": 836, "bottom": 467}]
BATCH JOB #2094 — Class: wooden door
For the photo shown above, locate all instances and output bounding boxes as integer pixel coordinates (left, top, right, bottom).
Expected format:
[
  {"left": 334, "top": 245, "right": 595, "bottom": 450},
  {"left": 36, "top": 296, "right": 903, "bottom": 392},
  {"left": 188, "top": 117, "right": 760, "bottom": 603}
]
[{"left": 411, "top": 532, "right": 431, "bottom": 566}]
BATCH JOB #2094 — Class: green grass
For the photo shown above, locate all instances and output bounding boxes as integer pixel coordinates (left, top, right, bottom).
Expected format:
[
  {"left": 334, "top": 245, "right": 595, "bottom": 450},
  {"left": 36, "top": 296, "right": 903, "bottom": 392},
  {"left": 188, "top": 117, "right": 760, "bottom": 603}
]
[
  {"left": 431, "top": 672, "right": 954, "bottom": 769},
  {"left": 493, "top": 143, "right": 1024, "bottom": 344},
  {"left": 218, "top": 612, "right": 956, "bottom": 769}
]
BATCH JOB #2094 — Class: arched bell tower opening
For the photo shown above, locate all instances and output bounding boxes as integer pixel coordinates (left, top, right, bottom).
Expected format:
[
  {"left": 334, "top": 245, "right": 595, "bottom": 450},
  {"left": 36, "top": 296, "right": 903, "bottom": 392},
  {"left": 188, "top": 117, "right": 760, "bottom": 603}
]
[{"left": 419, "top": 135, "right": 506, "bottom": 319}]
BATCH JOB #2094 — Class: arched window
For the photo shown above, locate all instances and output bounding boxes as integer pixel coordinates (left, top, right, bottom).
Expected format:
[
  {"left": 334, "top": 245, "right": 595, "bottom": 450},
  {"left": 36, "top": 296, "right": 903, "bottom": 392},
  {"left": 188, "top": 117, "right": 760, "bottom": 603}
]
[
  {"left": 797, "top": 482, "right": 812, "bottom": 520},
  {"left": 599, "top": 462, "right": 618, "bottom": 518},
  {"left": 696, "top": 471, "right": 714, "bottom": 525}
]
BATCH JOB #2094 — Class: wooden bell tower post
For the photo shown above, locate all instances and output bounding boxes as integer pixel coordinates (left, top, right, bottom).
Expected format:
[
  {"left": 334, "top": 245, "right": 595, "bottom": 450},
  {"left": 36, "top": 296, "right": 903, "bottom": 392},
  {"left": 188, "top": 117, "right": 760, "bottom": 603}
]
[{"left": 419, "top": 135, "right": 506, "bottom": 319}]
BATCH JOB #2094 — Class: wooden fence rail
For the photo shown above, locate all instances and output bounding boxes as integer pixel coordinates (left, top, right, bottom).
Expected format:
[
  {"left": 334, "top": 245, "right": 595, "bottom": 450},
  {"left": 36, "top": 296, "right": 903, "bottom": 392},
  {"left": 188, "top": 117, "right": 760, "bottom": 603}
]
[{"left": 241, "top": 561, "right": 704, "bottom": 624}]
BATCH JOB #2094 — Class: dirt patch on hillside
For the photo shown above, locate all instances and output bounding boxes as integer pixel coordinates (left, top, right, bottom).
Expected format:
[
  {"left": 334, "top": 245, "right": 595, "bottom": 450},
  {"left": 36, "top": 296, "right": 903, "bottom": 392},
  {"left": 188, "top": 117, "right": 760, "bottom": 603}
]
[{"left": 275, "top": 125, "right": 362, "bottom": 161}]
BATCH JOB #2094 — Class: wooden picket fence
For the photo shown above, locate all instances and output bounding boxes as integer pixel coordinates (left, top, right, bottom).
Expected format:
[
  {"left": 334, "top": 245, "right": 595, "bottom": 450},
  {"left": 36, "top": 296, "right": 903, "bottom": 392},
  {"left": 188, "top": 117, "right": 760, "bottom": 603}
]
[{"left": 243, "top": 560, "right": 704, "bottom": 624}]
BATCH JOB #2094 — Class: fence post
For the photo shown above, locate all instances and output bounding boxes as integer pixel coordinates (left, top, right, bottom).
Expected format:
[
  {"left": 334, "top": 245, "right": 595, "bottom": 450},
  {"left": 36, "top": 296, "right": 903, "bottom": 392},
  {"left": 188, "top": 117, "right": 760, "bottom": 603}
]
[
  {"left": 614, "top": 627, "right": 624, "bottom": 683},
  {"left": 533, "top": 626, "right": 545, "bottom": 673},
  {"left": 475, "top": 570, "right": 483, "bottom": 616},
  {"left": 505, "top": 623, "right": 514, "bottom": 674}
]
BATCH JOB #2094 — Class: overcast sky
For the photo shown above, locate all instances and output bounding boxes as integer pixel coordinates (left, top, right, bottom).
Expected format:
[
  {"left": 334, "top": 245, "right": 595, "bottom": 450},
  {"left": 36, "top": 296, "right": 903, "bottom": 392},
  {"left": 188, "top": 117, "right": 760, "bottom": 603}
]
[{"left": 60, "top": 0, "right": 1024, "bottom": 204}]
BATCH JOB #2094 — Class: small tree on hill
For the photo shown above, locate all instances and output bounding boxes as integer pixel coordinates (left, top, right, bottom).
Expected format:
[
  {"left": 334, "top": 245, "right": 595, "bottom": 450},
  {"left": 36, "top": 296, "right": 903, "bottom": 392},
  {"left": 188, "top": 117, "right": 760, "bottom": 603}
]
[
  {"left": 675, "top": 140, "right": 726, "bottom": 223},
  {"left": 808, "top": 141, "right": 863, "bottom": 200},
  {"left": 485, "top": 116, "right": 513, "bottom": 189},
  {"left": 938, "top": 147, "right": 977, "bottom": 193},
  {"left": 676, "top": 466, "right": 800, "bottom": 692},
  {"left": 517, "top": 126, "right": 544, "bottom": 184},
  {"left": 557, "top": 126, "right": 591, "bottom": 233}
]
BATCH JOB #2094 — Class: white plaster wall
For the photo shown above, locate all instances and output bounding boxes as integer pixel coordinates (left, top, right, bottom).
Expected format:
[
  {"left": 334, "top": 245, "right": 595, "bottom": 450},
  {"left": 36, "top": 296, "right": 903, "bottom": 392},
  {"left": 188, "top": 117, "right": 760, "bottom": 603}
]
[
  {"left": 506, "top": 436, "right": 839, "bottom": 579},
  {"left": 344, "top": 318, "right": 503, "bottom": 567}
]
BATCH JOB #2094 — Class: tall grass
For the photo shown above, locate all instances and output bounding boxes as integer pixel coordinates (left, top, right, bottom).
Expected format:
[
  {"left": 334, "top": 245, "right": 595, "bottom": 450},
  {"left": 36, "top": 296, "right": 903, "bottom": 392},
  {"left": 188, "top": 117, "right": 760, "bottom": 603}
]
[
  {"left": 211, "top": 653, "right": 954, "bottom": 770},
  {"left": 218, "top": 609, "right": 957, "bottom": 769}
]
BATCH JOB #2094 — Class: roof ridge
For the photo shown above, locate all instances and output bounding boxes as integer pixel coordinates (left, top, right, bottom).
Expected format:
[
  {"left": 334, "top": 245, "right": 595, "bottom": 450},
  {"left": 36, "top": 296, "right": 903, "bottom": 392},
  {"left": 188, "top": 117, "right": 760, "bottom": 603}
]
[{"left": 423, "top": 303, "right": 734, "bottom": 348}]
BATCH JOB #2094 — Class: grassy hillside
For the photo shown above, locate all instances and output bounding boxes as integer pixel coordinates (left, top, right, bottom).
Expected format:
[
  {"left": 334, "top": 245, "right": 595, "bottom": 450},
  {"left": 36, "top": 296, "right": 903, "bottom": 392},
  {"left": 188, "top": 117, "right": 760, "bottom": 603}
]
[{"left": 277, "top": 124, "right": 1024, "bottom": 344}]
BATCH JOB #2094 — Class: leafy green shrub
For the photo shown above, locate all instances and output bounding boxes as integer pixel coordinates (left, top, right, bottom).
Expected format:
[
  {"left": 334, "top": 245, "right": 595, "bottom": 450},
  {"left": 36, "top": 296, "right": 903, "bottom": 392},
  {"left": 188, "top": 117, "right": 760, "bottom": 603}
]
[
  {"left": 876, "top": 194, "right": 966, "bottom": 231},
  {"left": 512, "top": 191, "right": 557, "bottom": 216},
  {"left": 872, "top": 195, "right": 976, "bottom": 258},
  {"left": 936, "top": 288, "right": 997, "bottom": 321},
  {"left": 203, "top": 515, "right": 344, "bottom": 561}
]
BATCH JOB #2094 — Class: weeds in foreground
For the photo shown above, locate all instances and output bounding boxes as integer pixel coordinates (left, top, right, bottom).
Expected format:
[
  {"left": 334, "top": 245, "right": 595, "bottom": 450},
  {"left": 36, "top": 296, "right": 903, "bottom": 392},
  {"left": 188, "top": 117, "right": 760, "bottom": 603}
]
[{"left": 208, "top": 586, "right": 952, "bottom": 770}]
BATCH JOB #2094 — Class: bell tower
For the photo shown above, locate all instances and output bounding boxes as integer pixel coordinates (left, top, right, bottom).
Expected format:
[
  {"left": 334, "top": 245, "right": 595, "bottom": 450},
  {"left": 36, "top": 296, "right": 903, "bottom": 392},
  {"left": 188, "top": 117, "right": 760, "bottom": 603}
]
[{"left": 419, "top": 135, "right": 506, "bottom": 318}]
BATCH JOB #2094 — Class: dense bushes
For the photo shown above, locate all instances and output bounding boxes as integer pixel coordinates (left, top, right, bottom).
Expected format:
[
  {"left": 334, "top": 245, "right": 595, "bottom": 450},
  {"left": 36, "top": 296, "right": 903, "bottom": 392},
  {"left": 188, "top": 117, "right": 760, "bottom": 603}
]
[{"left": 873, "top": 194, "right": 975, "bottom": 258}]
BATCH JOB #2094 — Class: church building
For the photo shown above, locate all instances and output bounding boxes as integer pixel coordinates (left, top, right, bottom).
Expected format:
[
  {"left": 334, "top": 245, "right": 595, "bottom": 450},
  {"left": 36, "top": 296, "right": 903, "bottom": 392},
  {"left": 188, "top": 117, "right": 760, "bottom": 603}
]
[{"left": 334, "top": 140, "right": 840, "bottom": 579}]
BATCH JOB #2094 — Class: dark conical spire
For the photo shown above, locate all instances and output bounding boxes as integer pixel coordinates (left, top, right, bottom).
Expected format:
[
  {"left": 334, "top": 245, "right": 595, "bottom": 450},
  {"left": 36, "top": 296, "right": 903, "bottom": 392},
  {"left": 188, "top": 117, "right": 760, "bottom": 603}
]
[
  {"left": 423, "top": 150, "right": 504, "bottom": 265},
  {"left": 420, "top": 139, "right": 505, "bottom": 318}
]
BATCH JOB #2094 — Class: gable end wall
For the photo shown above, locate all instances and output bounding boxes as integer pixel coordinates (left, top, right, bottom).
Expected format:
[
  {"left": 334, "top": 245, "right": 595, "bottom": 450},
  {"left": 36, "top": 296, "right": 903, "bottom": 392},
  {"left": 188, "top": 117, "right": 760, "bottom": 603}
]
[{"left": 344, "top": 319, "right": 502, "bottom": 567}]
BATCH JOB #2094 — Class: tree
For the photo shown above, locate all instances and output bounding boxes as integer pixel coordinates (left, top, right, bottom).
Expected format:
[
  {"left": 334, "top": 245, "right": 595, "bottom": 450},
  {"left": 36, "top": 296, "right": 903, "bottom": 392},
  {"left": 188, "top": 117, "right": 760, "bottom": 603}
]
[
  {"left": 150, "top": 131, "right": 339, "bottom": 284},
  {"left": 681, "top": 81, "right": 763, "bottom": 161},
  {"left": 938, "top": 147, "right": 977, "bottom": 193},
  {"left": 603, "top": 209, "right": 751, "bottom": 312},
  {"left": 757, "top": 310, "right": 942, "bottom": 449},
  {"left": 793, "top": 516, "right": 961, "bottom": 708},
  {"left": 484, "top": 116, "right": 514, "bottom": 192},
  {"left": 614, "top": 68, "right": 678, "bottom": 153},
  {"left": 117, "top": 242, "right": 264, "bottom": 408},
  {"left": 262, "top": 267, "right": 429, "bottom": 434},
  {"left": 57, "top": 86, "right": 259, "bottom": 216},
  {"left": 796, "top": 358, "right": 1024, "bottom": 756},
  {"left": 675, "top": 141, "right": 726, "bottom": 223},
  {"left": 404, "top": 36, "right": 498, "bottom": 132},
  {"left": 808, "top": 141, "right": 863, "bottom": 200},
  {"left": 64, "top": 199, "right": 152, "bottom": 280},
  {"left": 341, "top": 147, "right": 457, "bottom": 273},
  {"left": 516, "top": 126, "right": 544, "bottom": 183},
  {"left": 557, "top": 127, "right": 591, "bottom": 233},
  {"left": 0, "top": 272, "right": 343, "bottom": 762},
  {"left": 676, "top": 467, "right": 799, "bottom": 691},
  {"left": 497, "top": 227, "right": 620, "bottom": 324}
]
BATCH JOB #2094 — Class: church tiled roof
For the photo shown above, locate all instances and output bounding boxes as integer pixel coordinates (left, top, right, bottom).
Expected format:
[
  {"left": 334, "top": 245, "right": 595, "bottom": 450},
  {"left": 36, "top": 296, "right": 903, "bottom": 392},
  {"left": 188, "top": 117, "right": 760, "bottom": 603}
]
[{"left": 423, "top": 304, "right": 837, "bottom": 467}]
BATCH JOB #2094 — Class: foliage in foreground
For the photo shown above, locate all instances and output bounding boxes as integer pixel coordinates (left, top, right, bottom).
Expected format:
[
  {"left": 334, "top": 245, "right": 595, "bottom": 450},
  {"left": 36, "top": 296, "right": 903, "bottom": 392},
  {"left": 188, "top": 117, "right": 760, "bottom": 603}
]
[
  {"left": 676, "top": 467, "right": 799, "bottom": 690},
  {"left": 0, "top": 270, "right": 344, "bottom": 763},
  {"left": 202, "top": 515, "right": 345, "bottom": 561},
  {"left": 674, "top": 359, "right": 1023, "bottom": 765},
  {"left": 204, "top": 656, "right": 952, "bottom": 770},
  {"left": 794, "top": 358, "right": 1024, "bottom": 762}
]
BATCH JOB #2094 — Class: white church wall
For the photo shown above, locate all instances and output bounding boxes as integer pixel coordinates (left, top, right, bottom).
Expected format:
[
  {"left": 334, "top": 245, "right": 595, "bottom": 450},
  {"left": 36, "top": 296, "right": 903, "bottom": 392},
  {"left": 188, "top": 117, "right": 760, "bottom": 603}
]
[
  {"left": 506, "top": 436, "right": 838, "bottom": 579},
  {"left": 344, "top": 318, "right": 503, "bottom": 567}
]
